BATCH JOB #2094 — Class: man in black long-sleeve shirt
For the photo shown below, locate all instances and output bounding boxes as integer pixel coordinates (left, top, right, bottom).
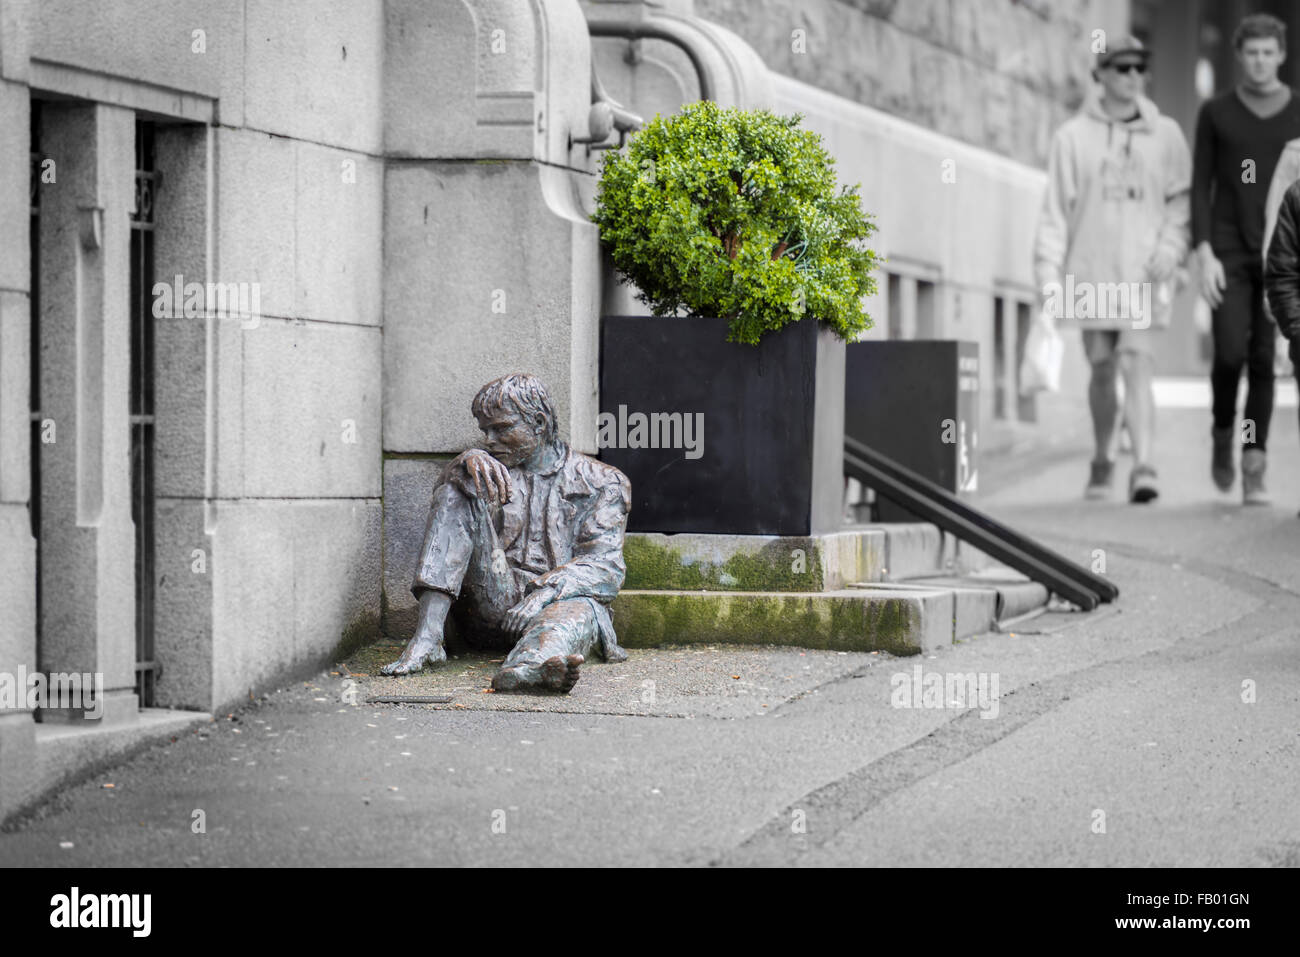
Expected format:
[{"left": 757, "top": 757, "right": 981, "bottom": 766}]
[{"left": 1193, "top": 13, "right": 1300, "bottom": 504}]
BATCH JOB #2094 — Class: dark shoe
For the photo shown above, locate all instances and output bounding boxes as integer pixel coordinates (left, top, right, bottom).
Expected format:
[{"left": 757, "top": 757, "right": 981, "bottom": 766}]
[
  {"left": 1085, "top": 460, "right": 1115, "bottom": 500},
  {"left": 1212, "top": 427, "right": 1235, "bottom": 491},
  {"left": 1129, "top": 464, "right": 1159, "bottom": 503},
  {"left": 1242, "top": 448, "right": 1271, "bottom": 505}
]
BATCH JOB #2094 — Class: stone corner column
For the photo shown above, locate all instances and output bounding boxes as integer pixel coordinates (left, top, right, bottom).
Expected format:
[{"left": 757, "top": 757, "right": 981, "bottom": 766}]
[{"left": 37, "top": 101, "right": 137, "bottom": 726}]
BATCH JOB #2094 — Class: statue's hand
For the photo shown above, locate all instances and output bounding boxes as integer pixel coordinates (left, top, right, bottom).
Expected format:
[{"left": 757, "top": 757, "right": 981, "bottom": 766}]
[
  {"left": 450, "top": 449, "right": 512, "bottom": 506},
  {"left": 503, "top": 586, "right": 557, "bottom": 638}
]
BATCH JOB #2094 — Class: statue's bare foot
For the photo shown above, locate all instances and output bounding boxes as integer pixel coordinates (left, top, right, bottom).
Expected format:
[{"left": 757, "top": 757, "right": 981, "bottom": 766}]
[
  {"left": 541, "top": 654, "right": 583, "bottom": 694},
  {"left": 605, "top": 645, "right": 628, "bottom": 664},
  {"left": 380, "top": 637, "right": 446, "bottom": 676}
]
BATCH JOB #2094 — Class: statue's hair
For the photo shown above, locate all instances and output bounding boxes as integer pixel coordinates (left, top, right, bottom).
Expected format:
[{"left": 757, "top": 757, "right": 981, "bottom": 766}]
[{"left": 471, "top": 373, "right": 558, "bottom": 442}]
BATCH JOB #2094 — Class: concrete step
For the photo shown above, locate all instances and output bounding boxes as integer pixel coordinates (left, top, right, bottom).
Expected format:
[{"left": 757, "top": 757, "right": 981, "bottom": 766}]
[
  {"left": 32, "top": 709, "right": 212, "bottom": 808},
  {"left": 611, "top": 565, "right": 1048, "bottom": 657},
  {"left": 624, "top": 523, "right": 996, "bottom": 594},
  {"left": 612, "top": 587, "right": 953, "bottom": 656}
]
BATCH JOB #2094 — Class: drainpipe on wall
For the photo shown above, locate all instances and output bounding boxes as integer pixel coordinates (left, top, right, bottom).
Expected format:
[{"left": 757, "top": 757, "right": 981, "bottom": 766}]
[{"left": 585, "top": 16, "right": 716, "bottom": 102}]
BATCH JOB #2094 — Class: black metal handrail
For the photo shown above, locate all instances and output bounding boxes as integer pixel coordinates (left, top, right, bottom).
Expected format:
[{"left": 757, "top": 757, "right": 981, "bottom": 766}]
[{"left": 844, "top": 435, "right": 1117, "bottom": 610}]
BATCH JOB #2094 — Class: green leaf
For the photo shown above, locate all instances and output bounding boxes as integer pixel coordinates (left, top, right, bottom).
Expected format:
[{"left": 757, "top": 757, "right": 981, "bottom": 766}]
[{"left": 592, "top": 101, "right": 879, "bottom": 345}]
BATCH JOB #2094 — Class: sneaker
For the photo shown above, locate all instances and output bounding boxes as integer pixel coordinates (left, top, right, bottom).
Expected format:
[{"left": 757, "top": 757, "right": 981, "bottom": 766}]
[
  {"left": 1085, "top": 460, "right": 1115, "bottom": 500},
  {"left": 1212, "top": 427, "right": 1235, "bottom": 491},
  {"left": 1242, "top": 448, "right": 1271, "bottom": 505},
  {"left": 1129, "top": 464, "right": 1159, "bottom": 503}
]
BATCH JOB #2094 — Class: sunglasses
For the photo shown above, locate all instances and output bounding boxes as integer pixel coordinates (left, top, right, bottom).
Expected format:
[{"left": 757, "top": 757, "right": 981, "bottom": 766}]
[{"left": 1110, "top": 62, "right": 1147, "bottom": 75}]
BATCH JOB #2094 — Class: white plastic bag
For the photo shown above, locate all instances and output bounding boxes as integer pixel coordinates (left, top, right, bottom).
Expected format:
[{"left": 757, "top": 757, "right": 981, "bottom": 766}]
[{"left": 1019, "top": 306, "right": 1064, "bottom": 396}]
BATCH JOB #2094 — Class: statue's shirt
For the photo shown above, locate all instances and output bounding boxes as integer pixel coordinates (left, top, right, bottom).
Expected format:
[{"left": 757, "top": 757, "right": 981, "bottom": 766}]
[{"left": 511, "top": 464, "right": 561, "bottom": 576}]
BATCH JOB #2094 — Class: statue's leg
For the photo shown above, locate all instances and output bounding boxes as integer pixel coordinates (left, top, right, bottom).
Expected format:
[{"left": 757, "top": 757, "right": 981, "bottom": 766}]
[
  {"left": 382, "top": 483, "right": 518, "bottom": 675},
  {"left": 491, "top": 600, "right": 601, "bottom": 694}
]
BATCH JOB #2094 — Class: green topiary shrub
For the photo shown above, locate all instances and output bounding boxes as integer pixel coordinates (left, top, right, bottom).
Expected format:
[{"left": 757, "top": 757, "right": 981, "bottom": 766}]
[{"left": 592, "top": 101, "right": 880, "bottom": 345}]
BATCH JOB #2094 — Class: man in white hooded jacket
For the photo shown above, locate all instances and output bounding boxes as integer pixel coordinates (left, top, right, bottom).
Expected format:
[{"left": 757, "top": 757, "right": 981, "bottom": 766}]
[{"left": 1034, "top": 37, "right": 1191, "bottom": 503}]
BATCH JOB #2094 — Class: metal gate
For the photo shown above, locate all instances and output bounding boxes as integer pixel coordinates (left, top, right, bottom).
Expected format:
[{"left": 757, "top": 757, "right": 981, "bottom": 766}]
[{"left": 130, "top": 119, "right": 158, "bottom": 707}]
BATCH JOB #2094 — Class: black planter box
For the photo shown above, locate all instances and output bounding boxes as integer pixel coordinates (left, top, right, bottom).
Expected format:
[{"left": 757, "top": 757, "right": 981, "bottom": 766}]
[
  {"left": 845, "top": 339, "right": 979, "bottom": 522},
  {"left": 599, "top": 316, "right": 845, "bottom": 535}
]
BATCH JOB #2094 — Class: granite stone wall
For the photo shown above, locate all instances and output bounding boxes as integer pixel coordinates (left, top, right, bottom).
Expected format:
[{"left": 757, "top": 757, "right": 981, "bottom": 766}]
[{"left": 693, "top": 0, "right": 1123, "bottom": 166}]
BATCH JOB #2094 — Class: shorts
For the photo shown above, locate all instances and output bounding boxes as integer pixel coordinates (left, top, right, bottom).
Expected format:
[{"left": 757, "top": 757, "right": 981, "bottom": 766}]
[{"left": 1081, "top": 327, "right": 1163, "bottom": 363}]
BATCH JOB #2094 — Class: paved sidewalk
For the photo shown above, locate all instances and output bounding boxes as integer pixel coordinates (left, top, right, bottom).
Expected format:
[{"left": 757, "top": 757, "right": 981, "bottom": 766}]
[{"left": 2, "top": 400, "right": 1297, "bottom": 867}]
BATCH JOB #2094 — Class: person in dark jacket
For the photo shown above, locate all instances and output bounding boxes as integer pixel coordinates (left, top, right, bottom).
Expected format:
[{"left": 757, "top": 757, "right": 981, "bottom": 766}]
[
  {"left": 1264, "top": 179, "right": 1300, "bottom": 515},
  {"left": 1192, "top": 13, "right": 1300, "bottom": 505}
]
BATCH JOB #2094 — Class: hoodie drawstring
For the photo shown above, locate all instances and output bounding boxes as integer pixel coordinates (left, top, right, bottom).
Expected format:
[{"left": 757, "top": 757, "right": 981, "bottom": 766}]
[{"left": 1105, "top": 122, "right": 1135, "bottom": 156}]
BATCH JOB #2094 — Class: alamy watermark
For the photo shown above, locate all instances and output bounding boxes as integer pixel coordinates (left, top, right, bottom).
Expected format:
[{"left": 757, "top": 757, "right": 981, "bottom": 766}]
[
  {"left": 596, "top": 405, "right": 704, "bottom": 460},
  {"left": 50, "top": 887, "right": 151, "bottom": 937},
  {"left": 1042, "top": 275, "right": 1172, "bottom": 330},
  {"left": 890, "top": 665, "right": 1000, "bottom": 719},
  {"left": 0, "top": 667, "right": 104, "bottom": 719},
  {"left": 152, "top": 273, "right": 263, "bottom": 328}
]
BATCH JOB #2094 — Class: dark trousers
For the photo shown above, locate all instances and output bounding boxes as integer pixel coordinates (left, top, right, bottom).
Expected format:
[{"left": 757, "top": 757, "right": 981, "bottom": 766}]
[{"left": 1211, "top": 254, "right": 1275, "bottom": 451}]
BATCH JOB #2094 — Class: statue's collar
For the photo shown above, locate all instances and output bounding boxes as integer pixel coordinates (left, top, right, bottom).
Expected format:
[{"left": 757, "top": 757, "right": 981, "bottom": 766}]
[{"left": 528, "top": 441, "right": 567, "bottom": 478}]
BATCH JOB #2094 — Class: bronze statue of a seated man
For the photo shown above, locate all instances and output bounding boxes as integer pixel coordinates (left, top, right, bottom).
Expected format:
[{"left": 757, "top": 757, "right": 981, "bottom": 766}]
[{"left": 382, "top": 373, "right": 631, "bottom": 693}]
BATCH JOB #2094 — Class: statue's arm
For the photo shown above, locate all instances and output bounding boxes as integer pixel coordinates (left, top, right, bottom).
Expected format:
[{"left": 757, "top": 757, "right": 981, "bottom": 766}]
[{"left": 437, "top": 448, "right": 512, "bottom": 505}]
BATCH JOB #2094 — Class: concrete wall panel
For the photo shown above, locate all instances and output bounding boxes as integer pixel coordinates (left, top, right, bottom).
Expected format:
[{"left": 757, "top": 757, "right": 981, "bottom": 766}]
[
  {"left": 30, "top": 0, "right": 242, "bottom": 114},
  {"left": 0, "top": 79, "right": 29, "bottom": 291},
  {"left": 242, "top": 0, "right": 384, "bottom": 152},
  {"left": 151, "top": 497, "right": 214, "bottom": 709},
  {"left": 210, "top": 498, "right": 381, "bottom": 710},
  {"left": 240, "top": 321, "right": 382, "bottom": 499},
  {"left": 294, "top": 143, "right": 383, "bottom": 327},
  {"left": 215, "top": 127, "right": 296, "bottom": 321},
  {"left": 0, "top": 290, "right": 31, "bottom": 504},
  {"left": 383, "top": 161, "right": 587, "bottom": 453}
]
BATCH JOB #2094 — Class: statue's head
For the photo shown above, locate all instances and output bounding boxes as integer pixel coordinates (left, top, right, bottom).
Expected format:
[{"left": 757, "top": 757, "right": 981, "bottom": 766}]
[{"left": 471, "top": 373, "right": 559, "bottom": 466}]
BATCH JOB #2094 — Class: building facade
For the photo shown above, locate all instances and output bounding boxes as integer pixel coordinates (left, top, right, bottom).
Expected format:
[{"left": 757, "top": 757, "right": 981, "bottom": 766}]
[{"left": 1, "top": 0, "right": 1128, "bottom": 820}]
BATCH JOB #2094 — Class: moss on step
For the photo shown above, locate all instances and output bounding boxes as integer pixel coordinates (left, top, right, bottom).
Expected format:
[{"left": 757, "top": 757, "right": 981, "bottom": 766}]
[
  {"left": 610, "top": 590, "right": 921, "bottom": 656},
  {"left": 623, "top": 535, "right": 827, "bottom": 592}
]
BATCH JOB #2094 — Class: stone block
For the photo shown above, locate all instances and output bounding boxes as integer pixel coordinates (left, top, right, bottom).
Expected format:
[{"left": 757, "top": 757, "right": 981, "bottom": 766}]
[
  {"left": 243, "top": 0, "right": 383, "bottom": 153},
  {"left": 151, "top": 497, "right": 215, "bottom": 711},
  {"left": 0, "top": 80, "right": 28, "bottom": 292},
  {"left": 0, "top": 504, "right": 36, "bottom": 673},
  {"left": 383, "top": 161, "right": 596, "bottom": 454},
  {"left": 622, "top": 528, "right": 888, "bottom": 592},
  {"left": 384, "top": 0, "right": 478, "bottom": 158},
  {"left": 29, "top": 0, "right": 236, "bottom": 100},
  {"left": 0, "top": 0, "right": 31, "bottom": 82},
  {"left": 693, "top": 0, "right": 1091, "bottom": 166},
  {"left": 610, "top": 587, "right": 949, "bottom": 656},
  {"left": 152, "top": 310, "right": 209, "bottom": 499},
  {"left": 155, "top": 313, "right": 250, "bottom": 499},
  {"left": 890, "top": 0, "right": 952, "bottom": 50},
  {"left": 210, "top": 498, "right": 381, "bottom": 711},
  {"left": 294, "top": 143, "right": 383, "bottom": 326},
  {"left": 214, "top": 127, "right": 296, "bottom": 320},
  {"left": 0, "top": 290, "right": 31, "bottom": 504},
  {"left": 239, "top": 319, "right": 381, "bottom": 499},
  {"left": 881, "top": 522, "right": 945, "bottom": 581},
  {"left": 381, "top": 456, "right": 452, "bottom": 639},
  {"left": 0, "top": 712, "right": 38, "bottom": 825},
  {"left": 386, "top": 0, "right": 589, "bottom": 164}
]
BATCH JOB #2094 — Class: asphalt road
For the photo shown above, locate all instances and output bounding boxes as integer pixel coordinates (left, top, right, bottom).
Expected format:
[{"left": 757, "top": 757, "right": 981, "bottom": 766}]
[{"left": 2, "top": 399, "right": 1297, "bottom": 867}]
